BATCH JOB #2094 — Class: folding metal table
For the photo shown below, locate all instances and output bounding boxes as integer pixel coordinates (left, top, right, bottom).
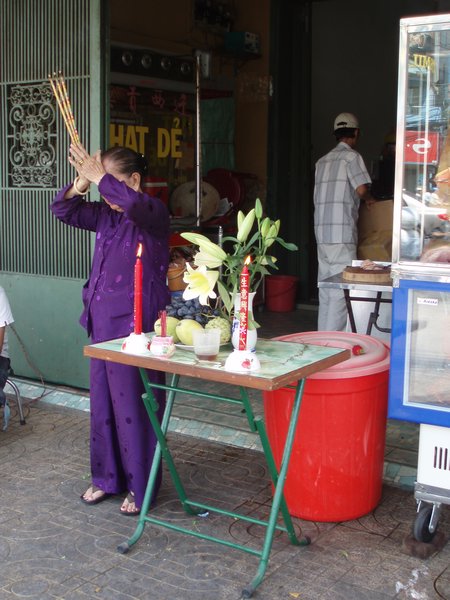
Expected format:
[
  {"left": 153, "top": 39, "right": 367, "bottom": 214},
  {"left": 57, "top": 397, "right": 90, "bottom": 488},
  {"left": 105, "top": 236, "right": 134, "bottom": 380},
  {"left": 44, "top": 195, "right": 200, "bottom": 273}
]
[
  {"left": 84, "top": 337, "right": 349, "bottom": 598},
  {"left": 318, "top": 272, "right": 393, "bottom": 335}
]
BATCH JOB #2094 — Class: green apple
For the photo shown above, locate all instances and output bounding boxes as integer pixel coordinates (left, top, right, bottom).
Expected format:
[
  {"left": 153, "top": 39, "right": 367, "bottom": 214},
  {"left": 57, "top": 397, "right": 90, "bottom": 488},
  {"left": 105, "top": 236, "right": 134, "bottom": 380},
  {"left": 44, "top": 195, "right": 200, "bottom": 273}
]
[
  {"left": 176, "top": 319, "right": 204, "bottom": 346},
  {"left": 154, "top": 316, "right": 180, "bottom": 342}
]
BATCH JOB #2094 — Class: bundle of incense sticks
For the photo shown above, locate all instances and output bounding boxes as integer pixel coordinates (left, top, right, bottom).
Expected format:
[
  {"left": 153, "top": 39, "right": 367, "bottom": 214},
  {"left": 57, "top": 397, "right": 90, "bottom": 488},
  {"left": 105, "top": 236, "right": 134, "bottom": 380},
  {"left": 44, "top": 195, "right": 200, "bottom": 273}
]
[{"left": 48, "top": 71, "right": 80, "bottom": 144}]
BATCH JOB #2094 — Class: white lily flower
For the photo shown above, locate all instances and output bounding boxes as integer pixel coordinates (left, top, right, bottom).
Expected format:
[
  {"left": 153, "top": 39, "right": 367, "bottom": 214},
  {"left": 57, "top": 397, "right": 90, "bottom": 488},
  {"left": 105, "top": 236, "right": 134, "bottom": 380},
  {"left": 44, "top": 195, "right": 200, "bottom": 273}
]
[{"left": 182, "top": 263, "right": 219, "bottom": 305}]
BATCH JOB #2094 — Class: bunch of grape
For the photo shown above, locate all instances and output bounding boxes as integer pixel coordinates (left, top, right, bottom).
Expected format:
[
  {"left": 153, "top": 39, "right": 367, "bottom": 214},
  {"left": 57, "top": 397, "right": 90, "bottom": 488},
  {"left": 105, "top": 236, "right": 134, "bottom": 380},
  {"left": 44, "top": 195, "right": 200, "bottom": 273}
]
[{"left": 165, "top": 296, "right": 221, "bottom": 327}]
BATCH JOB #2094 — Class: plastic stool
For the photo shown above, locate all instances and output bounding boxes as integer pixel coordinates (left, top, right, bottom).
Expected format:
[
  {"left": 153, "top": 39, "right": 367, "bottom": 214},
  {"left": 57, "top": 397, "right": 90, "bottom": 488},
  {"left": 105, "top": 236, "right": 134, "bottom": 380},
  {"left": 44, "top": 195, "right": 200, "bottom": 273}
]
[{"left": 5, "top": 378, "right": 26, "bottom": 425}]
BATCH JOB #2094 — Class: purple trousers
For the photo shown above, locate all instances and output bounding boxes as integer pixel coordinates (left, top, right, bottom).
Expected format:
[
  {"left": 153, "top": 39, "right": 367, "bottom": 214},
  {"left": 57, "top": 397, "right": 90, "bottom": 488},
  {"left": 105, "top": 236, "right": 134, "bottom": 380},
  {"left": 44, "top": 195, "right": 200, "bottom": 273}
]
[{"left": 89, "top": 357, "right": 165, "bottom": 508}]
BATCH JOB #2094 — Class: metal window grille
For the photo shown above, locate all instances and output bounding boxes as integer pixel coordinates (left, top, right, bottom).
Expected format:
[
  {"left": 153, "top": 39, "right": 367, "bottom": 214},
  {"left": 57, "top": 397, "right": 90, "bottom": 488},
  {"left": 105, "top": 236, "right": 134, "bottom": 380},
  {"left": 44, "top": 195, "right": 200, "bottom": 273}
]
[{"left": 0, "top": 0, "right": 96, "bottom": 279}]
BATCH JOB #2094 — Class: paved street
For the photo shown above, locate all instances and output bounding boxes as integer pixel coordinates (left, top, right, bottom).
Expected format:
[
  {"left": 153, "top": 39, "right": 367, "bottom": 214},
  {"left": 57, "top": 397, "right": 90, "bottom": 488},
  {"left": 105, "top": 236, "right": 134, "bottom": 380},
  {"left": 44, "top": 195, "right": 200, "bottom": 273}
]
[{"left": 1, "top": 398, "right": 450, "bottom": 599}]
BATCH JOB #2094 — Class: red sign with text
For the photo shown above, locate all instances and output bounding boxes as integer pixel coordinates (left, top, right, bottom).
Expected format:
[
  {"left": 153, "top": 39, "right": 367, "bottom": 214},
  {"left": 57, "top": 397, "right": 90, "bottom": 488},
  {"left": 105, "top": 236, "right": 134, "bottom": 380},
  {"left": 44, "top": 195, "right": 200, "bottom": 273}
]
[{"left": 404, "top": 131, "right": 440, "bottom": 164}]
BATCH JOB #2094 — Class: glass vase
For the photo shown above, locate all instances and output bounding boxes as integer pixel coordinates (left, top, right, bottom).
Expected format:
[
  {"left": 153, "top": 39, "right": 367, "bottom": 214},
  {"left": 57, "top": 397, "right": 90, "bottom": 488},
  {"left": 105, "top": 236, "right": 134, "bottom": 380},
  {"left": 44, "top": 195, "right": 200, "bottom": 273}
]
[{"left": 231, "top": 291, "right": 257, "bottom": 351}]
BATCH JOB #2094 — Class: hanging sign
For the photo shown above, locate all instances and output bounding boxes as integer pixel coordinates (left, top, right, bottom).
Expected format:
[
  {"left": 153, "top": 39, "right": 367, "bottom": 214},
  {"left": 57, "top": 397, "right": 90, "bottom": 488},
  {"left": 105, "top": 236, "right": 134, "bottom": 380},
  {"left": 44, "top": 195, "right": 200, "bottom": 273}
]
[{"left": 404, "top": 131, "right": 440, "bottom": 164}]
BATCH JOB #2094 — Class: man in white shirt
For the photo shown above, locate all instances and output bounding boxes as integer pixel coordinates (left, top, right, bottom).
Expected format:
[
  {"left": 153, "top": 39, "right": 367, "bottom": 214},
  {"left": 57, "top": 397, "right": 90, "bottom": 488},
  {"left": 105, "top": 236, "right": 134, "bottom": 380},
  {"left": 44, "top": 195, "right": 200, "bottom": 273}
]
[
  {"left": 314, "top": 112, "right": 375, "bottom": 331},
  {"left": 0, "top": 287, "right": 14, "bottom": 429}
]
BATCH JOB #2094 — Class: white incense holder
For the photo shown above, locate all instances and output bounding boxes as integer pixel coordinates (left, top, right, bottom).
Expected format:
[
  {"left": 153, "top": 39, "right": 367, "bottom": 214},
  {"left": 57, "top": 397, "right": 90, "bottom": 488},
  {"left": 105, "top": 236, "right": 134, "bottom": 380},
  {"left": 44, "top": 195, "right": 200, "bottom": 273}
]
[
  {"left": 150, "top": 335, "right": 176, "bottom": 358},
  {"left": 121, "top": 332, "right": 151, "bottom": 355},
  {"left": 224, "top": 349, "right": 261, "bottom": 372}
]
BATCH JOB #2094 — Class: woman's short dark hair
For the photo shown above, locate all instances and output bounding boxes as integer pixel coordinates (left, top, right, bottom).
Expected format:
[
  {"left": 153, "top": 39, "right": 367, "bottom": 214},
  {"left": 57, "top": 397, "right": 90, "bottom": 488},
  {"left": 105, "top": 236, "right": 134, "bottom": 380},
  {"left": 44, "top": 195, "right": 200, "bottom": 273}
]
[{"left": 102, "top": 146, "right": 149, "bottom": 178}]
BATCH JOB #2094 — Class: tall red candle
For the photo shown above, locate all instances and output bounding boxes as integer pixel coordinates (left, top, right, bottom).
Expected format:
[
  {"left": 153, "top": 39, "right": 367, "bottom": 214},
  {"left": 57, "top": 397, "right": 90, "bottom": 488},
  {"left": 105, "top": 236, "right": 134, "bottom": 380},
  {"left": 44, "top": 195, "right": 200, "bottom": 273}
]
[
  {"left": 238, "top": 256, "right": 251, "bottom": 351},
  {"left": 134, "top": 243, "right": 143, "bottom": 334}
]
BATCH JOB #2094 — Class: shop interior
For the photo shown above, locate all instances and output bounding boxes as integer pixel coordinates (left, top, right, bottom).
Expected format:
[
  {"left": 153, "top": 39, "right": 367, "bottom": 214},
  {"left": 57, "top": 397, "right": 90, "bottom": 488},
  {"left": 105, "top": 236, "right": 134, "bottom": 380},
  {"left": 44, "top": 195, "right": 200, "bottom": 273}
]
[
  {"left": 108, "top": 0, "right": 449, "bottom": 304},
  {"left": 108, "top": 0, "right": 271, "bottom": 300}
]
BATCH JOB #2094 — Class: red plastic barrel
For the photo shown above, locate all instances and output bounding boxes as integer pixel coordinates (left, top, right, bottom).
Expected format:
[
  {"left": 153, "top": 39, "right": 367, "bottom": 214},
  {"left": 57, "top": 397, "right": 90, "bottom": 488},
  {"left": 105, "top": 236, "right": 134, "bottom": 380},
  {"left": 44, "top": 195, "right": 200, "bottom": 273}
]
[
  {"left": 263, "top": 331, "right": 390, "bottom": 522},
  {"left": 265, "top": 275, "right": 298, "bottom": 312}
]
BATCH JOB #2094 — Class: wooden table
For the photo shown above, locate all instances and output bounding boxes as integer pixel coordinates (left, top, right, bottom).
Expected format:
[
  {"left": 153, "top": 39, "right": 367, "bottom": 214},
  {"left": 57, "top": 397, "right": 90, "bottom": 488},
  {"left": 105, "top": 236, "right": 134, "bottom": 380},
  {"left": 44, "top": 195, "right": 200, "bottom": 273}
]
[{"left": 84, "top": 337, "right": 349, "bottom": 598}]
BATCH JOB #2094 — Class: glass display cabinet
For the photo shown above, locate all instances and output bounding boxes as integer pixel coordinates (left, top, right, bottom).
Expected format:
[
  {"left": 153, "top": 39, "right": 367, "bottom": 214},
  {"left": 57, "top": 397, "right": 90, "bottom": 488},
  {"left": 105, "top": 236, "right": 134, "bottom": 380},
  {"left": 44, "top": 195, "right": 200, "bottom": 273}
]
[{"left": 389, "top": 13, "right": 450, "bottom": 427}]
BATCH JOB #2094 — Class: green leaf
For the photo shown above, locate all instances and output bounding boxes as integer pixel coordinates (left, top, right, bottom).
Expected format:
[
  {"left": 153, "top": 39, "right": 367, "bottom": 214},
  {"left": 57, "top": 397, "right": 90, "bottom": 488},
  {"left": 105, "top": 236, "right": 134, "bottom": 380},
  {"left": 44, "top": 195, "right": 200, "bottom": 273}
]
[
  {"left": 217, "top": 281, "right": 233, "bottom": 314},
  {"left": 262, "top": 256, "right": 279, "bottom": 268},
  {"left": 258, "top": 265, "right": 271, "bottom": 276},
  {"left": 243, "top": 231, "right": 261, "bottom": 252},
  {"left": 222, "top": 235, "right": 238, "bottom": 244},
  {"left": 225, "top": 255, "right": 241, "bottom": 270},
  {"left": 275, "top": 238, "right": 298, "bottom": 251},
  {"left": 248, "top": 313, "right": 260, "bottom": 329}
]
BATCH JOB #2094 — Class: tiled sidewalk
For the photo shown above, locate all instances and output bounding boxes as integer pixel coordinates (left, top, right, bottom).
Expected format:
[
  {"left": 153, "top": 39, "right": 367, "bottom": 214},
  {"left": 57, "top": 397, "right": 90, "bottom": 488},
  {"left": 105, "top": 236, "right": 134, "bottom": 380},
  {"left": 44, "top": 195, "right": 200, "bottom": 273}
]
[
  {"left": 0, "top": 398, "right": 448, "bottom": 600},
  {"left": 11, "top": 373, "right": 420, "bottom": 491}
]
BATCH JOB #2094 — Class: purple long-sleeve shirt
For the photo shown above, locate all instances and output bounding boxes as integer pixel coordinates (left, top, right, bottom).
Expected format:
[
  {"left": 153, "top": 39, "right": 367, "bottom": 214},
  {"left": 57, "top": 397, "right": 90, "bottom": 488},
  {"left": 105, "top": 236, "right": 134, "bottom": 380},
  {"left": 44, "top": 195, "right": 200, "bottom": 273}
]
[{"left": 51, "top": 173, "right": 170, "bottom": 341}]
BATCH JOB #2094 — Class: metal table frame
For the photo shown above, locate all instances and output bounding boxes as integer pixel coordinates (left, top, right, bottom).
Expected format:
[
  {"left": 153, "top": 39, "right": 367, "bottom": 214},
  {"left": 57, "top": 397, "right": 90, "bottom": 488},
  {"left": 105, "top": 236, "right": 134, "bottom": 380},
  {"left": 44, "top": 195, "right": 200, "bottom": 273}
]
[
  {"left": 84, "top": 338, "right": 349, "bottom": 598},
  {"left": 318, "top": 273, "right": 393, "bottom": 335}
]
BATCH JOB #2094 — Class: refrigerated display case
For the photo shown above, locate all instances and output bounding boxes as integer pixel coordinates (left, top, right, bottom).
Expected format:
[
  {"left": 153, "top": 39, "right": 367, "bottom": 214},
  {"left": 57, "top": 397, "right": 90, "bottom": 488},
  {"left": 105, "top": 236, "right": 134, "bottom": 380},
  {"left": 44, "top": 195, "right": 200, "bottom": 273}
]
[{"left": 388, "top": 13, "right": 450, "bottom": 543}]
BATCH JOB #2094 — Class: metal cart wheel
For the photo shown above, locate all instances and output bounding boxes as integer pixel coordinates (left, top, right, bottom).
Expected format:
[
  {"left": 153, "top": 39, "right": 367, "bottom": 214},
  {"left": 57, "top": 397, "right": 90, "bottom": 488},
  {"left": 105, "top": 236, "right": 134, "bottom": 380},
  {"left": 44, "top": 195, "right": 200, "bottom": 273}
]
[{"left": 413, "top": 504, "right": 437, "bottom": 543}]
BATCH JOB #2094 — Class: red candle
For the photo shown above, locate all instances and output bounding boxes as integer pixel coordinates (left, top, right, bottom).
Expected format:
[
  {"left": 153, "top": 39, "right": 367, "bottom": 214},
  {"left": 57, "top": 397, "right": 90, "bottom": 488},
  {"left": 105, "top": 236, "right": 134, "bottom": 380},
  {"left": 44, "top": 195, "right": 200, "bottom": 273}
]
[
  {"left": 160, "top": 310, "right": 167, "bottom": 337},
  {"left": 238, "top": 256, "right": 251, "bottom": 351},
  {"left": 134, "top": 243, "right": 143, "bottom": 334}
]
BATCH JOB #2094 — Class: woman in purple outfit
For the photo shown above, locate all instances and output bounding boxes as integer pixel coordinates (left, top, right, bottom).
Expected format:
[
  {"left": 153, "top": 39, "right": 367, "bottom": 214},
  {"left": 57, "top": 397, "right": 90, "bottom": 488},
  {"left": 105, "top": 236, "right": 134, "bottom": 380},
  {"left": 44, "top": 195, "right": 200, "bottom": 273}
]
[{"left": 51, "top": 143, "right": 170, "bottom": 515}]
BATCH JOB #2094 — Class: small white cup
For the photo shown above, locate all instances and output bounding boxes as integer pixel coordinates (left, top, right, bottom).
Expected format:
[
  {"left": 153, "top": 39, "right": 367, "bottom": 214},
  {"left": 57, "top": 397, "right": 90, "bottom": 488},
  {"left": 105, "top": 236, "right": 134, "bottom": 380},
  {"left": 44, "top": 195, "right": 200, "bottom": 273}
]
[{"left": 193, "top": 329, "right": 221, "bottom": 361}]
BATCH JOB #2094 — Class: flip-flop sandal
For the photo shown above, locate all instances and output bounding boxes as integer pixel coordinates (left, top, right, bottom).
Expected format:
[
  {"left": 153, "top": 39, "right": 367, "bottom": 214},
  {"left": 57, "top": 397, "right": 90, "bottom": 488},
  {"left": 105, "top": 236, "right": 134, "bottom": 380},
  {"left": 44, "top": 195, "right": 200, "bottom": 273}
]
[
  {"left": 120, "top": 492, "right": 141, "bottom": 516},
  {"left": 80, "top": 484, "right": 110, "bottom": 506}
]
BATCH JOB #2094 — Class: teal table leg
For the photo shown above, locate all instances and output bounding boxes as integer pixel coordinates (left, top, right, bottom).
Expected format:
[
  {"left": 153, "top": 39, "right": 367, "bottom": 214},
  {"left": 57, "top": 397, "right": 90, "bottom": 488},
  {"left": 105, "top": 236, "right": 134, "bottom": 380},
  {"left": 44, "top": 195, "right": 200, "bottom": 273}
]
[
  {"left": 142, "top": 381, "right": 204, "bottom": 517},
  {"left": 239, "top": 386, "right": 302, "bottom": 545},
  {"left": 242, "top": 379, "right": 309, "bottom": 598},
  {"left": 255, "top": 416, "right": 302, "bottom": 546},
  {"left": 118, "top": 372, "right": 198, "bottom": 554}
]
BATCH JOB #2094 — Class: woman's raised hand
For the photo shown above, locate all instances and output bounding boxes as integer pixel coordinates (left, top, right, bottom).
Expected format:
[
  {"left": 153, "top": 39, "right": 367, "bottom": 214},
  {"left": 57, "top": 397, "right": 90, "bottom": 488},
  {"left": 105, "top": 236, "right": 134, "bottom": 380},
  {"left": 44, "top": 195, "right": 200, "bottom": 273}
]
[{"left": 69, "top": 143, "right": 105, "bottom": 185}]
